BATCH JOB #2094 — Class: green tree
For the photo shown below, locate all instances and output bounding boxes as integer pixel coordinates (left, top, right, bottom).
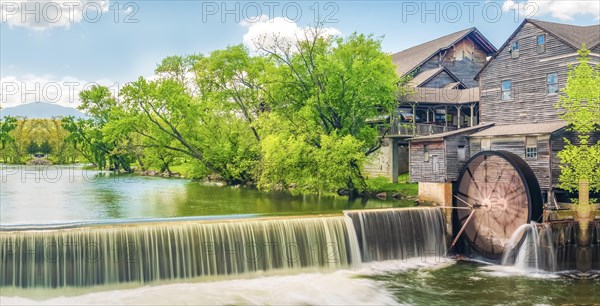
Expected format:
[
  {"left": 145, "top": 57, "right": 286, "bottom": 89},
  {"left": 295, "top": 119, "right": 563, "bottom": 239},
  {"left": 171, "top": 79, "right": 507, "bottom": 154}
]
[
  {"left": 26, "top": 140, "right": 39, "bottom": 155},
  {"left": 555, "top": 46, "right": 600, "bottom": 193},
  {"left": 256, "top": 29, "right": 403, "bottom": 194},
  {"left": 119, "top": 50, "right": 264, "bottom": 183},
  {"left": 63, "top": 85, "right": 134, "bottom": 171},
  {"left": 39, "top": 140, "right": 52, "bottom": 155},
  {"left": 0, "top": 116, "right": 18, "bottom": 162}
]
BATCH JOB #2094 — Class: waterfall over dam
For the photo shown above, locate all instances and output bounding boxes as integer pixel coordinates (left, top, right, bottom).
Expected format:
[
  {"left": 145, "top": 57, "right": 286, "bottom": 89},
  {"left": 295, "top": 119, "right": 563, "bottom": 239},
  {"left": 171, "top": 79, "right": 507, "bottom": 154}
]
[
  {"left": 344, "top": 208, "right": 447, "bottom": 262},
  {"left": 0, "top": 207, "right": 447, "bottom": 288}
]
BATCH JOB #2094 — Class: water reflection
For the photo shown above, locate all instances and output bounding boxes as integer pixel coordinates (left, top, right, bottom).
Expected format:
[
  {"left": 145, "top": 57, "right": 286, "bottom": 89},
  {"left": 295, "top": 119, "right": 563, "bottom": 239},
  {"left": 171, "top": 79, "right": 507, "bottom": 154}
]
[{"left": 1, "top": 165, "right": 412, "bottom": 225}]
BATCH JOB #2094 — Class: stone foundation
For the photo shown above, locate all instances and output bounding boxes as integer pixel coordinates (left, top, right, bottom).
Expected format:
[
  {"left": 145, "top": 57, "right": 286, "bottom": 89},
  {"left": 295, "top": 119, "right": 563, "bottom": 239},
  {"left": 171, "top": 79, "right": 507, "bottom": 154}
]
[
  {"left": 418, "top": 182, "right": 452, "bottom": 206},
  {"left": 418, "top": 182, "right": 453, "bottom": 241}
]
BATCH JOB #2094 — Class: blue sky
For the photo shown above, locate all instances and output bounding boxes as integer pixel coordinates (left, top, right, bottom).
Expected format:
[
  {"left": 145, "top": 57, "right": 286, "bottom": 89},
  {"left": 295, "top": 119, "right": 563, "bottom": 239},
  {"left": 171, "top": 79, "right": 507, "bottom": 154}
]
[{"left": 1, "top": 0, "right": 599, "bottom": 108}]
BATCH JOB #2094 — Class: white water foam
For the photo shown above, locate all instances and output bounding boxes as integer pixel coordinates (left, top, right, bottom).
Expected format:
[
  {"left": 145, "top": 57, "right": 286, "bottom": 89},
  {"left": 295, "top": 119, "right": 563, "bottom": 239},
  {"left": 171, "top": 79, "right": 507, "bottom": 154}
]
[
  {"left": 1, "top": 258, "right": 453, "bottom": 305},
  {"left": 479, "top": 264, "right": 560, "bottom": 279}
]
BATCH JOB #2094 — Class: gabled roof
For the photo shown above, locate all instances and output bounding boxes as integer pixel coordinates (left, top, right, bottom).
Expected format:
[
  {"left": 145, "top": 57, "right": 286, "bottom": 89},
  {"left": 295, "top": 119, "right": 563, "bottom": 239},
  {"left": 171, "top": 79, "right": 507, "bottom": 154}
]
[
  {"left": 409, "top": 123, "right": 494, "bottom": 142},
  {"left": 410, "top": 67, "right": 465, "bottom": 88},
  {"left": 469, "top": 121, "right": 566, "bottom": 137},
  {"left": 476, "top": 19, "right": 600, "bottom": 80},
  {"left": 529, "top": 19, "right": 600, "bottom": 50},
  {"left": 392, "top": 28, "right": 497, "bottom": 77}
]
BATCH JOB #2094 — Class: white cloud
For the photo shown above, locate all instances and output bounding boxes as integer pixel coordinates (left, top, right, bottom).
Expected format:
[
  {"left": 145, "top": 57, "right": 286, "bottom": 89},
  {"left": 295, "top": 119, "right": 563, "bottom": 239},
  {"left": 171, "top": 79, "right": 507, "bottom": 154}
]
[
  {"left": 242, "top": 15, "right": 341, "bottom": 52},
  {"left": 0, "top": 75, "right": 118, "bottom": 108},
  {"left": 1, "top": 0, "right": 109, "bottom": 31},
  {"left": 503, "top": 0, "right": 600, "bottom": 20}
]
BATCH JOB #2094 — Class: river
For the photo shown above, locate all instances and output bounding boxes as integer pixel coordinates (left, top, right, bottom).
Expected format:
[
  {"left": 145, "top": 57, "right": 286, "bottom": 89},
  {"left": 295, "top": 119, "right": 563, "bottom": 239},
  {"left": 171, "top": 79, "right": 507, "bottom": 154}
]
[
  {"left": 0, "top": 165, "right": 410, "bottom": 226},
  {"left": 1, "top": 165, "right": 596, "bottom": 305}
]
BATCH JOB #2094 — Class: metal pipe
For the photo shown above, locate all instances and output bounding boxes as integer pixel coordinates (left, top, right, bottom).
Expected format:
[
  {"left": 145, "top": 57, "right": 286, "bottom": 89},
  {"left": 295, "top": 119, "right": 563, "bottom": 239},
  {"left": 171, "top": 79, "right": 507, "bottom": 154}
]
[{"left": 447, "top": 210, "right": 476, "bottom": 255}]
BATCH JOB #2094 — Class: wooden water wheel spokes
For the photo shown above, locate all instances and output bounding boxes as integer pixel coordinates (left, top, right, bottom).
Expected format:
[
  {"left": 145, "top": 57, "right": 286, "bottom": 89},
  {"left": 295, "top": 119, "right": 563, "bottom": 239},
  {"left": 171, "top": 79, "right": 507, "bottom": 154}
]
[{"left": 454, "top": 151, "right": 543, "bottom": 259}]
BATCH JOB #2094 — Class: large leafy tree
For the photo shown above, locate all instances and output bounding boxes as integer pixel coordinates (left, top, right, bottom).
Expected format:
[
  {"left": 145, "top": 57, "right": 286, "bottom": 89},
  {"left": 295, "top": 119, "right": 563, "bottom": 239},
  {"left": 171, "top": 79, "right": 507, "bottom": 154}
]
[
  {"left": 63, "top": 85, "right": 134, "bottom": 171},
  {"left": 555, "top": 46, "right": 600, "bottom": 193},
  {"left": 119, "top": 48, "right": 265, "bottom": 183},
  {"left": 256, "top": 29, "right": 402, "bottom": 194},
  {"left": 0, "top": 116, "right": 18, "bottom": 162}
]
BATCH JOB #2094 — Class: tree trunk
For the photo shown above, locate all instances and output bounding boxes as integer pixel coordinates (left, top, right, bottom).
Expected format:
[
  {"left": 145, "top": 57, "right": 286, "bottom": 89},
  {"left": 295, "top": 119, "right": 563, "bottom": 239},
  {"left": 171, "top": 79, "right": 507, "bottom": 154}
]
[{"left": 575, "top": 178, "right": 591, "bottom": 246}]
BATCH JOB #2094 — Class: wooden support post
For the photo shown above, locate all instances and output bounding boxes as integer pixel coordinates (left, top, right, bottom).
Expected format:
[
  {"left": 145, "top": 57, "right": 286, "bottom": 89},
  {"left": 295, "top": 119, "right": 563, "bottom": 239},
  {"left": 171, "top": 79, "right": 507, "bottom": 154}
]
[
  {"left": 444, "top": 106, "right": 448, "bottom": 127},
  {"left": 469, "top": 103, "right": 476, "bottom": 127},
  {"left": 411, "top": 103, "right": 417, "bottom": 136},
  {"left": 391, "top": 138, "right": 399, "bottom": 183},
  {"left": 455, "top": 105, "right": 463, "bottom": 129}
]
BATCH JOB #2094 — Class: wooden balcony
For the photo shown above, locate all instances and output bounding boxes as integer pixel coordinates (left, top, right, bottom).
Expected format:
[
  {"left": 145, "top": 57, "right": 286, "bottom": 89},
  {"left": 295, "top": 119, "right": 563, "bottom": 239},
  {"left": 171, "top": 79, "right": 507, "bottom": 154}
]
[{"left": 381, "top": 123, "right": 458, "bottom": 137}]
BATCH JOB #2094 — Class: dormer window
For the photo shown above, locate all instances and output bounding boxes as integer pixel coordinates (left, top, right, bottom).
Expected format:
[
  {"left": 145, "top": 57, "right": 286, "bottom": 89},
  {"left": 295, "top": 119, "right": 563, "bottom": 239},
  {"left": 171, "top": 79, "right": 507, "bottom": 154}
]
[
  {"left": 511, "top": 41, "right": 520, "bottom": 59},
  {"left": 537, "top": 35, "right": 546, "bottom": 53}
]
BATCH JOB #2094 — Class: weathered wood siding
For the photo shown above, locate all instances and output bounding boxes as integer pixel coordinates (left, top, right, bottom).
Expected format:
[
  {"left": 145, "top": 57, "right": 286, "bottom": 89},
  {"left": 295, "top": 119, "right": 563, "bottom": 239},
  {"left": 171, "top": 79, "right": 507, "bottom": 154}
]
[
  {"left": 417, "top": 36, "right": 489, "bottom": 89},
  {"left": 409, "top": 141, "right": 446, "bottom": 183},
  {"left": 469, "top": 135, "right": 552, "bottom": 190},
  {"left": 442, "top": 37, "right": 489, "bottom": 88},
  {"left": 479, "top": 22, "right": 584, "bottom": 124},
  {"left": 364, "top": 140, "right": 391, "bottom": 178},
  {"left": 422, "top": 71, "right": 457, "bottom": 88},
  {"left": 444, "top": 135, "right": 470, "bottom": 181}
]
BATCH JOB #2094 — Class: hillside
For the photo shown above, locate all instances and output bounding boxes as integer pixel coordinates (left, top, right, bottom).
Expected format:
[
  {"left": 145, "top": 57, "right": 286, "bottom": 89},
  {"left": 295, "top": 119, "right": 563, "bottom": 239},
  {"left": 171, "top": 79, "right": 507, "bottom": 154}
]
[{"left": 1, "top": 102, "right": 87, "bottom": 119}]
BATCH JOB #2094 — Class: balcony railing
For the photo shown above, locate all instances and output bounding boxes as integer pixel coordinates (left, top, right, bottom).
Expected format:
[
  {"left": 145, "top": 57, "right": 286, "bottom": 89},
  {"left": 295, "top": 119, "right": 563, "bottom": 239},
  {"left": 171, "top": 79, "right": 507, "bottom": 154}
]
[{"left": 381, "top": 123, "right": 457, "bottom": 137}]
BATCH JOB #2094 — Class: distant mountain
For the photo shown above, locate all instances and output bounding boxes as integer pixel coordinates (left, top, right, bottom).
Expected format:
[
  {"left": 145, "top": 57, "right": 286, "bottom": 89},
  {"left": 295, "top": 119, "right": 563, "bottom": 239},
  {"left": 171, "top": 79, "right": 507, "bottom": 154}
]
[{"left": 1, "top": 102, "right": 87, "bottom": 119}]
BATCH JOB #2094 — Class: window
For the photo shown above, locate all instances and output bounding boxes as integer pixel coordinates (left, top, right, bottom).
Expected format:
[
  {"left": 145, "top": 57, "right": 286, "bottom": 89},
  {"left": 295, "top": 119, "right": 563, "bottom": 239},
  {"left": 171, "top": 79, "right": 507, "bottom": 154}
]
[
  {"left": 537, "top": 35, "right": 546, "bottom": 53},
  {"left": 547, "top": 72, "right": 558, "bottom": 94},
  {"left": 435, "top": 109, "right": 446, "bottom": 123},
  {"left": 525, "top": 137, "right": 538, "bottom": 159},
  {"left": 481, "top": 139, "right": 491, "bottom": 151},
  {"left": 458, "top": 146, "right": 466, "bottom": 162},
  {"left": 502, "top": 80, "right": 512, "bottom": 100},
  {"left": 424, "top": 145, "right": 430, "bottom": 162},
  {"left": 432, "top": 155, "right": 439, "bottom": 173},
  {"left": 511, "top": 41, "right": 520, "bottom": 58}
]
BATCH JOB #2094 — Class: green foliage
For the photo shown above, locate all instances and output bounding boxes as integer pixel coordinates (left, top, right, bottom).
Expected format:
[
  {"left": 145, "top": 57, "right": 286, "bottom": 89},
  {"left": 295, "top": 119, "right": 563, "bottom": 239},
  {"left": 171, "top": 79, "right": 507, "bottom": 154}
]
[
  {"left": 39, "top": 140, "right": 52, "bottom": 155},
  {"left": 365, "top": 176, "right": 391, "bottom": 192},
  {"left": 258, "top": 131, "right": 366, "bottom": 194},
  {"left": 4, "top": 29, "right": 405, "bottom": 197},
  {"left": 63, "top": 85, "right": 134, "bottom": 171},
  {"left": 555, "top": 46, "right": 600, "bottom": 136},
  {"left": 365, "top": 176, "right": 418, "bottom": 196},
  {"left": 255, "top": 30, "right": 402, "bottom": 193},
  {"left": 0, "top": 117, "right": 76, "bottom": 163},
  {"left": 0, "top": 116, "right": 18, "bottom": 162},
  {"left": 26, "top": 141, "right": 39, "bottom": 155},
  {"left": 556, "top": 140, "right": 600, "bottom": 192},
  {"left": 555, "top": 46, "right": 600, "bottom": 193},
  {"left": 262, "top": 32, "right": 401, "bottom": 149}
]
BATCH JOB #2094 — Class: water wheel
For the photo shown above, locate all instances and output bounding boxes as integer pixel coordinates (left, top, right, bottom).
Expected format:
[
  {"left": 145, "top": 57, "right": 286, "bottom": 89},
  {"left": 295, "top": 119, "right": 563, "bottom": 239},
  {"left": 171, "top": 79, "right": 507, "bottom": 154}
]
[{"left": 454, "top": 150, "right": 543, "bottom": 259}]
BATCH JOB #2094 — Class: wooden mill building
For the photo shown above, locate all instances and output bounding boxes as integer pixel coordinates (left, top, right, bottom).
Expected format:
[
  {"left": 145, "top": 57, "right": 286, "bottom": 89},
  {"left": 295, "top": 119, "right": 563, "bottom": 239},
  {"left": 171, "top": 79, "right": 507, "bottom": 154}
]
[
  {"left": 408, "top": 19, "right": 600, "bottom": 205},
  {"left": 365, "top": 27, "right": 496, "bottom": 182}
]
